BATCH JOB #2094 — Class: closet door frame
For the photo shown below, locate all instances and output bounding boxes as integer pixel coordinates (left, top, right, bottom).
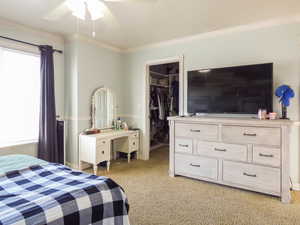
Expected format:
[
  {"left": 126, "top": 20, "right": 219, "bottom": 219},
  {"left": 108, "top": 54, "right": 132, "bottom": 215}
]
[{"left": 143, "top": 55, "right": 184, "bottom": 160}]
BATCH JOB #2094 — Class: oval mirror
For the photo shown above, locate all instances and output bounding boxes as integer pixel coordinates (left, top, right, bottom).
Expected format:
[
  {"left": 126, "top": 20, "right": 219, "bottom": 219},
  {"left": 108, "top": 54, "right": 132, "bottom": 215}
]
[{"left": 91, "top": 87, "right": 115, "bottom": 129}]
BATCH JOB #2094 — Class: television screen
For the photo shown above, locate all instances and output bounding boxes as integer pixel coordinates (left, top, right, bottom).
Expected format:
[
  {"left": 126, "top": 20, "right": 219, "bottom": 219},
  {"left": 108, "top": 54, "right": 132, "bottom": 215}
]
[{"left": 187, "top": 63, "right": 273, "bottom": 114}]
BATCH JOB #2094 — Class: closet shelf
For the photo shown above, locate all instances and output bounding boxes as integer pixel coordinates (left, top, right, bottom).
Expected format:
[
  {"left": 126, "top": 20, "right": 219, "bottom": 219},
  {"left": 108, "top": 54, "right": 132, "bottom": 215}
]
[
  {"left": 150, "top": 71, "right": 169, "bottom": 77},
  {"left": 150, "top": 71, "right": 179, "bottom": 79},
  {"left": 150, "top": 83, "right": 169, "bottom": 88}
]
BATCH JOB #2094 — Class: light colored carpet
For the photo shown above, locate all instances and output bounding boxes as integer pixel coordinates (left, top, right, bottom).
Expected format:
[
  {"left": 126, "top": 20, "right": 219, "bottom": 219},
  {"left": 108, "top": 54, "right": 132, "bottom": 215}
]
[{"left": 86, "top": 147, "right": 300, "bottom": 225}]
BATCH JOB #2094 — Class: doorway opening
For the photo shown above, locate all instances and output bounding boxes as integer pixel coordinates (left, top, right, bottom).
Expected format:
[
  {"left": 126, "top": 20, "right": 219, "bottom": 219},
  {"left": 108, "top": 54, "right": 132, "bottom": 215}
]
[{"left": 147, "top": 62, "right": 180, "bottom": 158}]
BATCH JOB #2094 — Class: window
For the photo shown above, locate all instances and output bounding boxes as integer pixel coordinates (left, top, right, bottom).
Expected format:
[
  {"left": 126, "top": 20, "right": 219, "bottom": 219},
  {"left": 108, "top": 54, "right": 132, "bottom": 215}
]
[{"left": 0, "top": 47, "right": 40, "bottom": 146}]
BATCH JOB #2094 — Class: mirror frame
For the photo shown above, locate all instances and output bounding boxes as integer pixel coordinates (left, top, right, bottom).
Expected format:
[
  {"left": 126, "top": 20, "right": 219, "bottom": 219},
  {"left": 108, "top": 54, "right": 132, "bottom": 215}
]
[{"left": 91, "top": 86, "right": 114, "bottom": 129}]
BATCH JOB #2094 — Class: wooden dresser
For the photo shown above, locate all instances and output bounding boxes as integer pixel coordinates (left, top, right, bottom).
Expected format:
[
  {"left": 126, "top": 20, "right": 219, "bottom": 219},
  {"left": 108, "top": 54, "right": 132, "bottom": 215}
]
[{"left": 168, "top": 116, "right": 293, "bottom": 203}]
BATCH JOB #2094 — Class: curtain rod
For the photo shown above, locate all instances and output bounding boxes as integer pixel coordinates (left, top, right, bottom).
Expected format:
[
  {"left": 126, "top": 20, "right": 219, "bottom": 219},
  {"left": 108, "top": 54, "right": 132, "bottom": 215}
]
[{"left": 0, "top": 35, "right": 63, "bottom": 54}]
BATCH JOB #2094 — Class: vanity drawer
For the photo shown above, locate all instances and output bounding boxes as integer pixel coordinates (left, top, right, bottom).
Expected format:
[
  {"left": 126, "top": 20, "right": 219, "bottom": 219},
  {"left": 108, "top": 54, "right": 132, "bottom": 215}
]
[
  {"left": 253, "top": 146, "right": 281, "bottom": 167},
  {"left": 175, "top": 123, "right": 218, "bottom": 141},
  {"left": 175, "top": 138, "right": 193, "bottom": 154},
  {"left": 196, "top": 141, "right": 247, "bottom": 162},
  {"left": 96, "top": 145, "right": 110, "bottom": 161},
  {"left": 223, "top": 161, "right": 280, "bottom": 194},
  {"left": 130, "top": 132, "right": 139, "bottom": 139},
  {"left": 175, "top": 154, "right": 218, "bottom": 180},
  {"left": 222, "top": 126, "right": 281, "bottom": 146},
  {"left": 129, "top": 138, "right": 139, "bottom": 150},
  {"left": 96, "top": 139, "right": 109, "bottom": 147}
]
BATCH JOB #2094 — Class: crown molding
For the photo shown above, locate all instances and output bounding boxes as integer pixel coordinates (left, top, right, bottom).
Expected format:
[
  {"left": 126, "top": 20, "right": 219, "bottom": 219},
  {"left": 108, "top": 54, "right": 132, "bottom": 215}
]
[
  {"left": 2, "top": 14, "right": 299, "bottom": 54},
  {"left": 124, "top": 15, "right": 300, "bottom": 53},
  {"left": 0, "top": 17, "right": 64, "bottom": 44},
  {"left": 65, "top": 33, "right": 124, "bottom": 53}
]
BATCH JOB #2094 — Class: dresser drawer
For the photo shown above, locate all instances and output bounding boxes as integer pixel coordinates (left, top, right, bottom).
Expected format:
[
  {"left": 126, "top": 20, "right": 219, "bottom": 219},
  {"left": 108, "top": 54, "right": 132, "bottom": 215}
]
[
  {"left": 222, "top": 126, "right": 281, "bottom": 146},
  {"left": 195, "top": 141, "right": 247, "bottom": 162},
  {"left": 175, "top": 123, "right": 218, "bottom": 141},
  {"left": 175, "top": 138, "right": 193, "bottom": 154},
  {"left": 223, "top": 161, "right": 280, "bottom": 194},
  {"left": 175, "top": 154, "right": 218, "bottom": 180},
  {"left": 253, "top": 146, "right": 281, "bottom": 167}
]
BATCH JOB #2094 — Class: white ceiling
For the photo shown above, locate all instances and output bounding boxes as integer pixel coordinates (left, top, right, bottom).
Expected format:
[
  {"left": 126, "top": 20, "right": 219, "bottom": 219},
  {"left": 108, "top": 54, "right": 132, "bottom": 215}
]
[{"left": 0, "top": 0, "right": 300, "bottom": 50}]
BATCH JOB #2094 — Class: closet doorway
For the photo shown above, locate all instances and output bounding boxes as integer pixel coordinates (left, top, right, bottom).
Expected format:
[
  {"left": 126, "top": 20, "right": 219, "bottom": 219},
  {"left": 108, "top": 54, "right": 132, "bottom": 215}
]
[{"left": 145, "top": 57, "right": 183, "bottom": 160}]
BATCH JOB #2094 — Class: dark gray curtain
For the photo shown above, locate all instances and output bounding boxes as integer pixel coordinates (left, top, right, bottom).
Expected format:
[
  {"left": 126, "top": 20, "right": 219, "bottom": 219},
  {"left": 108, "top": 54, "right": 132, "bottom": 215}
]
[{"left": 38, "top": 45, "right": 59, "bottom": 163}]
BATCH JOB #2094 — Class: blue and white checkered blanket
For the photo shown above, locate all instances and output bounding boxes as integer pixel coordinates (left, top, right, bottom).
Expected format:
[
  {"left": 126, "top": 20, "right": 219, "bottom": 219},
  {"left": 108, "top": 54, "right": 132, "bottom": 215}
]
[{"left": 0, "top": 163, "right": 130, "bottom": 225}]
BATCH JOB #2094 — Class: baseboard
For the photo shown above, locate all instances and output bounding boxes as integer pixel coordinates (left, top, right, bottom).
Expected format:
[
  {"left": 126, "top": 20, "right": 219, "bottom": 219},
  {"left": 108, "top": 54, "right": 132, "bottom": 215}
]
[
  {"left": 150, "top": 143, "right": 169, "bottom": 151},
  {"left": 65, "top": 161, "right": 79, "bottom": 170},
  {"left": 66, "top": 161, "right": 93, "bottom": 171},
  {"left": 292, "top": 183, "right": 300, "bottom": 191}
]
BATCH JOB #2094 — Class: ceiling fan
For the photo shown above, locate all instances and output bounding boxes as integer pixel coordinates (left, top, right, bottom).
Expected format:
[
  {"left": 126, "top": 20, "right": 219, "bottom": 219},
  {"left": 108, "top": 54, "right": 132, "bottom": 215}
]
[{"left": 44, "top": 0, "right": 156, "bottom": 21}]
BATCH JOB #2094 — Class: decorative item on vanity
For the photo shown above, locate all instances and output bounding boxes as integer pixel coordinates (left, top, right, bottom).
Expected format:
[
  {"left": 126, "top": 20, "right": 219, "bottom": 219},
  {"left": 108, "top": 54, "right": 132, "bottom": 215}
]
[
  {"left": 122, "top": 121, "right": 129, "bottom": 131},
  {"left": 275, "top": 85, "right": 295, "bottom": 120},
  {"left": 84, "top": 128, "right": 101, "bottom": 135}
]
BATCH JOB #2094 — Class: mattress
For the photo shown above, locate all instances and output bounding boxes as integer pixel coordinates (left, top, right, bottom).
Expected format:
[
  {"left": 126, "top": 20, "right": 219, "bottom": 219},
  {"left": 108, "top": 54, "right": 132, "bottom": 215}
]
[
  {"left": 0, "top": 155, "right": 130, "bottom": 225},
  {"left": 0, "top": 154, "right": 47, "bottom": 175}
]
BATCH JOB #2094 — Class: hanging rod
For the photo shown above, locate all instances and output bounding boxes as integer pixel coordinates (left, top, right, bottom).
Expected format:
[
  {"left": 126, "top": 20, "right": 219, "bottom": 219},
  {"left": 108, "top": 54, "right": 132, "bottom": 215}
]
[{"left": 0, "top": 35, "right": 63, "bottom": 54}]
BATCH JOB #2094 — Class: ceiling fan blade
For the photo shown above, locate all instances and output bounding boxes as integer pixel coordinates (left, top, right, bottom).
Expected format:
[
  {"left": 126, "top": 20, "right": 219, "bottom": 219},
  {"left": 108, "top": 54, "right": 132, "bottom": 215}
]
[{"left": 43, "top": 1, "right": 70, "bottom": 21}]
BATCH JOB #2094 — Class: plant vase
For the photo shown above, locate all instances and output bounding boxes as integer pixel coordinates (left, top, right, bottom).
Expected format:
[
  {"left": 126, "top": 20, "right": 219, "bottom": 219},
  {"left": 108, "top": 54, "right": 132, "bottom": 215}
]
[{"left": 281, "top": 104, "right": 288, "bottom": 120}]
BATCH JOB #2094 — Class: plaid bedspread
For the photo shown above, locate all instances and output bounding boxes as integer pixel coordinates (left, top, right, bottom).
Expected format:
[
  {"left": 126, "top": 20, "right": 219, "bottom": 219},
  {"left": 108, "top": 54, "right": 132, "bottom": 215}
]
[{"left": 0, "top": 163, "right": 130, "bottom": 225}]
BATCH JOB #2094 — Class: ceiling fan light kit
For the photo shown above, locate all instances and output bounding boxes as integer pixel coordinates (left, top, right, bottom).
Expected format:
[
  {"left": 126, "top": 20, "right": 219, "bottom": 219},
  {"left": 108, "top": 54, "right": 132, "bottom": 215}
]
[
  {"left": 45, "top": 0, "right": 157, "bottom": 38},
  {"left": 66, "top": 0, "right": 105, "bottom": 21}
]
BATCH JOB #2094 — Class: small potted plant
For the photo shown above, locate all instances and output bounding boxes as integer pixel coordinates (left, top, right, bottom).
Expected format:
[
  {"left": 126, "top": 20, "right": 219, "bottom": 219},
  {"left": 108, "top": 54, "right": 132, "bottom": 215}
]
[{"left": 275, "top": 85, "right": 295, "bottom": 119}]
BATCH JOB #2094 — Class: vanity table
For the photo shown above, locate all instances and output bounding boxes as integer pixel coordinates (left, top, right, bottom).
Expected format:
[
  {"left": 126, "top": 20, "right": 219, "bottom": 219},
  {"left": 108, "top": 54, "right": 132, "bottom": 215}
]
[
  {"left": 79, "top": 130, "right": 139, "bottom": 175},
  {"left": 80, "top": 86, "right": 140, "bottom": 175}
]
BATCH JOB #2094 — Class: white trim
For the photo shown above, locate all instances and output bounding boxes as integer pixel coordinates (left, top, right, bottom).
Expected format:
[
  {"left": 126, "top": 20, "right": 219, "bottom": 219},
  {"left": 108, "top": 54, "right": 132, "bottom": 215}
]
[
  {"left": 144, "top": 56, "right": 184, "bottom": 160},
  {"left": 66, "top": 34, "right": 123, "bottom": 53},
  {"left": 65, "top": 161, "right": 79, "bottom": 170},
  {"left": 125, "top": 15, "right": 300, "bottom": 53},
  {"left": 292, "top": 183, "right": 300, "bottom": 191},
  {"left": 64, "top": 116, "right": 90, "bottom": 121},
  {"left": 0, "top": 45, "right": 40, "bottom": 57},
  {"left": 0, "top": 18, "right": 64, "bottom": 44},
  {"left": 0, "top": 140, "right": 38, "bottom": 149},
  {"left": 118, "top": 114, "right": 141, "bottom": 119},
  {"left": 2, "top": 14, "right": 300, "bottom": 53}
]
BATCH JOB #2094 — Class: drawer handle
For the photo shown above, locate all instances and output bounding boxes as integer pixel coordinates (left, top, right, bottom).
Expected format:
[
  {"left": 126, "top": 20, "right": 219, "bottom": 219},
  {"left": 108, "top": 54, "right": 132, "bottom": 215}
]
[
  {"left": 243, "top": 133, "right": 257, "bottom": 137},
  {"left": 259, "top": 153, "right": 274, "bottom": 158},
  {"left": 214, "top": 148, "right": 227, "bottom": 152},
  {"left": 179, "top": 144, "right": 189, "bottom": 148},
  {"left": 133, "top": 142, "right": 135, "bottom": 145},
  {"left": 190, "top": 163, "right": 200, "bottom": 168},
  {"left": 190, "top": 129, "right": 201, "bottom": 133},
  {"left": 102, "top": 141, "right": 106, "bottom": 144},
  {"left": 243, "top": 172, "right": 257, "bottom": 178},
  {"left": 102, "top": 151, "right": 104, "bottom": 154}
]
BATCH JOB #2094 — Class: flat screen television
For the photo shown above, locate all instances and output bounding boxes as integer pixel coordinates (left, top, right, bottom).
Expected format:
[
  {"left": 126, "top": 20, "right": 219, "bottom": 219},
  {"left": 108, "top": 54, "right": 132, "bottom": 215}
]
[{"left": 187, "top": 63, "right": 273, "bottom": 114}]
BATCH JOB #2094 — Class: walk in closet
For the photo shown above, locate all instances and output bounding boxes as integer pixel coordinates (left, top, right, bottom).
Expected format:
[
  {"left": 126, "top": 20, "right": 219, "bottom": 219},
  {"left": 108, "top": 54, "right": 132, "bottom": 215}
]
[{"left": 149, "top": 62, "right": 179, "bottom": 150}]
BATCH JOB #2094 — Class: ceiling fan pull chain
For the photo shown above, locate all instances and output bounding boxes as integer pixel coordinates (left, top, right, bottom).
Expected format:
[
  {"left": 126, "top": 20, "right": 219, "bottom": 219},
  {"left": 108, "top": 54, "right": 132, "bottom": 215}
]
[{"left": 92, "top": 20, "right": 96, "bottom": 38}]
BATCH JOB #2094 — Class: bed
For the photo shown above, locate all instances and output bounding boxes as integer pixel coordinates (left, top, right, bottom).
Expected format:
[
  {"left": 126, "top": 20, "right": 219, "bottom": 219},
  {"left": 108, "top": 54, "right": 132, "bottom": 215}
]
[{"left": 0, "top": 155, "right": 130, "bottom": 225}]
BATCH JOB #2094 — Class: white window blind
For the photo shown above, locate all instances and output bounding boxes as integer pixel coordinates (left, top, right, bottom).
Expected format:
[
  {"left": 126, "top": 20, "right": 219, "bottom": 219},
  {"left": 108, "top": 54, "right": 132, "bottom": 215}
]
[{"left": 0, "top": 47, "right": 40, "bottom": 146}]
